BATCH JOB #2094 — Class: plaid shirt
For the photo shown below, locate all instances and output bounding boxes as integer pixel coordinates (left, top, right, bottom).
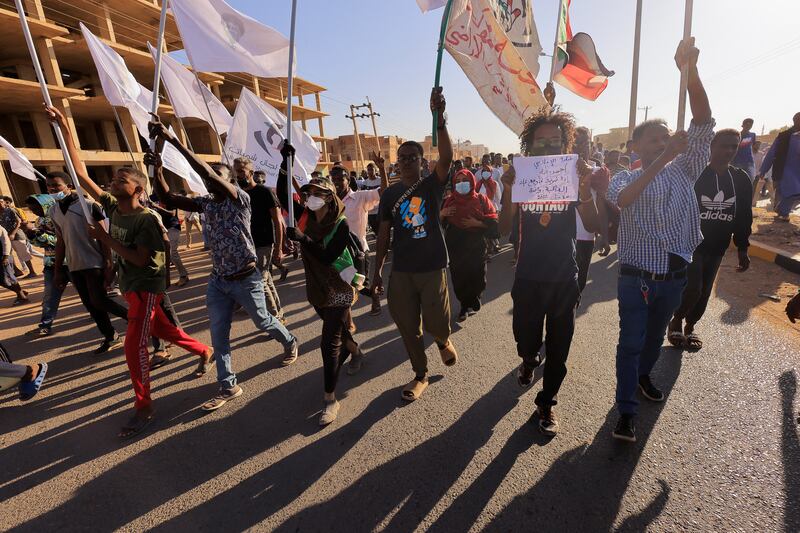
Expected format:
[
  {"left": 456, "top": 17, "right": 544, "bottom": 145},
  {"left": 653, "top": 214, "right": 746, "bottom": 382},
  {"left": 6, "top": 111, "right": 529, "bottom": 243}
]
[{"left": 607, "top": 119, "right": 715, "bottom": 274}]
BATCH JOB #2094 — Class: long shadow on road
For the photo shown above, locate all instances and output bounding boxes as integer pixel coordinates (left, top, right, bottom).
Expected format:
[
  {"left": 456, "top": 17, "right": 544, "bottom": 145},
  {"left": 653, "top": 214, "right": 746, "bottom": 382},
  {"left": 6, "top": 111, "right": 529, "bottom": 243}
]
[
  {"left": 780, "top": 370, "right": 800, "bottom": 533},
  {"left": 484, "top": 349, "right": 683, "bottom": 532}
]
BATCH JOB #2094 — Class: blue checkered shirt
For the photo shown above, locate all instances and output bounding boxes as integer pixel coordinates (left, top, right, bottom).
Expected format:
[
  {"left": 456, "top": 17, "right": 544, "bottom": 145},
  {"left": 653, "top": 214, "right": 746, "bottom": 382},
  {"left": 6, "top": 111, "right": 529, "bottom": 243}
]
[{"left": 607, "top": 119, "right": 715, "bottom": 274}]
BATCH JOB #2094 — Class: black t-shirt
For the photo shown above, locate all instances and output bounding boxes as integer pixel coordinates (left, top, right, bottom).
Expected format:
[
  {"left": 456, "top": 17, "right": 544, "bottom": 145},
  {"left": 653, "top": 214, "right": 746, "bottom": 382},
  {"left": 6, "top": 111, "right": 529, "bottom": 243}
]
[
  {"left": 516, "top": 202, "right": 578, "bottom": 282},
  {"left": 245, "top": 184, "right": 279, "bottom": 247},
  {"left": 379, "top": 172, "right": 448, "bottom": 273}
]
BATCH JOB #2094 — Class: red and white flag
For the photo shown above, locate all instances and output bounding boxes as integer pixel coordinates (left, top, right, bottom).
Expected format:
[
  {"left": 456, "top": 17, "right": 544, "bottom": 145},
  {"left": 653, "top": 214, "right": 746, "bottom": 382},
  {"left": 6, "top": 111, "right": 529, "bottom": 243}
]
[
  {"left": 444, "top": 0, "right": 547, "bottom": 135},
  {"left": 552, "top": 0, "right": 614, "bottom": 101}
]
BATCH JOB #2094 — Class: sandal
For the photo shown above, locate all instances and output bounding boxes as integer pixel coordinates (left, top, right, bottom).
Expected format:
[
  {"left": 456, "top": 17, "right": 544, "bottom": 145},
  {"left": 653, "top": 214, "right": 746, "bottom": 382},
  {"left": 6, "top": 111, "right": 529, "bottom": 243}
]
[
  {"left": 401, "top": 377, "right": 429, "bottom": 402},
  {"left": 118, "top": 410, "right": 155, "bottom": 439},
  {"left": 685, "top": 333, "right": 703, "bottom": 351},
  {"left": 150, "top": 351, "right": 172, "bottom": 370},
  {"left": 438, "top": 339, "right": 458, "bottom": 367},
  {"left": 19, "top": 363, "right": 48, "bottom": 401},
  {"left": 667, "top": 330, "right": 685, "bottom": 348},
  {"left": 195, "top": 350, "right": 215, "bottom": 377}
]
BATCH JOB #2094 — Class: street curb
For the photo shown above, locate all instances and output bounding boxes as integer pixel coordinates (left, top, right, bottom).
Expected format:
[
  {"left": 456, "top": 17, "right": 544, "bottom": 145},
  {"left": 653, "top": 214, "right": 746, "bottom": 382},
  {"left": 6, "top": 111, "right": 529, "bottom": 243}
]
[{"left": 749, "top": 238, "right": 800, "bottom": 275}]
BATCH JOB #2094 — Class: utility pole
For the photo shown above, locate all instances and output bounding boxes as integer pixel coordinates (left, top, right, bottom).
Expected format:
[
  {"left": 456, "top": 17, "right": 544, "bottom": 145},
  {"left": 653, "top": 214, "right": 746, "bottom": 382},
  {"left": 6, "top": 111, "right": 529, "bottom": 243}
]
[
  {"left": 346, "top": 105, "right": 365, "bottom": 172},
  {"left": 350, "top": 98, "right": 383, "bottom": 166},
  {"left": 638, "top": 105, "right": 652, "bottom": 121}
]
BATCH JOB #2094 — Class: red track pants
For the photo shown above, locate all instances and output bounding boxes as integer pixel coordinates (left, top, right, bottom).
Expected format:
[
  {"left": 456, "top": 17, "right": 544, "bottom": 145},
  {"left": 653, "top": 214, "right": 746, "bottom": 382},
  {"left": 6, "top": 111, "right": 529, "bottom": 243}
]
[{"left": 124, "top": 291, "right": 209, "bottom": 410}]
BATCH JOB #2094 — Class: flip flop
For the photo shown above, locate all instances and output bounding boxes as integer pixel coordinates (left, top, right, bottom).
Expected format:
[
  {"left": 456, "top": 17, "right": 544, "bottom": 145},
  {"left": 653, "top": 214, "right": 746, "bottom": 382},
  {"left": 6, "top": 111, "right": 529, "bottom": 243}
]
[
  {"left": 195, "top": 351, "right": 215, "bottom": 377},
  {"left": 439, "top": 340, "right": 458, "bottom": 367},
  {"left": 118, "top": 411, "right": 155, "bottom": 439},
  {"left": 401, "top": 378, "right": 429, "bottom": 402},
  {"left": 685, "top": 333, "right": 703, "bottom": 351},
  {"left": 19, "top": 363, "right": 48, "bottom": 401},
  {"left": 667, "top": 330, "right": 685, "bottom": 348},
  {"left": 149, "top": 351, "right": 172, "bottom": 370}
]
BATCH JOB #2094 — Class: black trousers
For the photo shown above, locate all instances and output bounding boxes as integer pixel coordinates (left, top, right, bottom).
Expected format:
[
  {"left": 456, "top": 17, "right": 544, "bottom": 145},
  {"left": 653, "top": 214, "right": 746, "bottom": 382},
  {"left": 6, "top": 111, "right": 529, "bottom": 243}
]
[
  {"left": 450, "top": 256, "right": 486, "bottom": 311},
  {"left": 70, "top": 268, "right": 128, "bottom": 339},
  {"left": 315, "top": 306, "right": 359, "bottom": 394},
  {"left": 511, "top": 278, "right": 579, "bottom": 407},
  {"left": 576, "top": 239, "right": 594, "bottom": 293},
  {"left": 673, "top": 251, "right": 724, "bottom": 326},
  {"left": 367, "top": 214, "right": 380, "bottom": 236}
]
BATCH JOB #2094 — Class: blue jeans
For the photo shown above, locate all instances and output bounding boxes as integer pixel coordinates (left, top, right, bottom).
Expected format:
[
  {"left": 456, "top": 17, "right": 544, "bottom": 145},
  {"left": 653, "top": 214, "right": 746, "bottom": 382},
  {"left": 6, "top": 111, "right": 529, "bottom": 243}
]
[
  {"left": 39, "top": 265, "right": 68, "bottom": 330},
  {"left": 615, "top": 271, "right": 687, "bottom": 416},
  {"left": 207, "top": 270, "right": 295, "bottom": 390}
]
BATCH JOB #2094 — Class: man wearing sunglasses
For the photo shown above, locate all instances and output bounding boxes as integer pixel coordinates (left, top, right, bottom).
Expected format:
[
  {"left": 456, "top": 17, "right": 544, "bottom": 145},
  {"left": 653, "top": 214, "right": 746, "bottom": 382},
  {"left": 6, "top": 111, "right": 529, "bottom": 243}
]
[{"left": 371, "top": 87, "right": 457, "bottom": 403}]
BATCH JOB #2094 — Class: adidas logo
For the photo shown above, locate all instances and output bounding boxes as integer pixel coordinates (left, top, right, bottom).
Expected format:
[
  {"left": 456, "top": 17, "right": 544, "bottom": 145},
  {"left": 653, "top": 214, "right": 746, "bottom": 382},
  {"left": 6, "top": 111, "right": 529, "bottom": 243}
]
[{"left": 700, "top": 190, "right": 735, "bottom": 211}]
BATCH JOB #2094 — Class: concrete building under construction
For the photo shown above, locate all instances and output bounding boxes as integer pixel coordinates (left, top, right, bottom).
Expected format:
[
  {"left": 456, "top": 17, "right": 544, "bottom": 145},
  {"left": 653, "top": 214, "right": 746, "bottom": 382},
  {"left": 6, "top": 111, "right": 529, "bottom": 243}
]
[{"left": 0, "top": 0, "right": 332, "bottom": 204}]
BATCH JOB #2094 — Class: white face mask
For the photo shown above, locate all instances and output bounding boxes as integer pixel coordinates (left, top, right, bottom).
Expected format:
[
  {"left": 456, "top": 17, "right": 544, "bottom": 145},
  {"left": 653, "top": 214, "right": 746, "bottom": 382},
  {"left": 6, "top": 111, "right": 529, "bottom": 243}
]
[
  {"left": 50, "top": 191, "right": 67, "bottom": 201},
  {"left": 481, "top": 170, "right": 492, "bottom": 180},
  {"left": 454, "top": 181, "right": 471, "bottom": 195},
  {"left": 306, "top": 195, "right": 326, "bottom": 211}
]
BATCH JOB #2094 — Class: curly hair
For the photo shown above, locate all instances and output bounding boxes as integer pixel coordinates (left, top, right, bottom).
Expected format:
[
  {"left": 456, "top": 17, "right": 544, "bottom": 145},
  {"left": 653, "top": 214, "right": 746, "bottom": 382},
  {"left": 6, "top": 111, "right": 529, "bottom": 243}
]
[{"left": 519, "top": 108, "right": 577, "bottom": 155}]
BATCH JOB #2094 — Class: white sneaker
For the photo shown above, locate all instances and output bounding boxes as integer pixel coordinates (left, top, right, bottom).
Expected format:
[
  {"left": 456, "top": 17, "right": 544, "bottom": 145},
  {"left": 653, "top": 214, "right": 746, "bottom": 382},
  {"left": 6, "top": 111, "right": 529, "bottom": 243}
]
[{"left": 319, "top": 400, "right": 340, "bottom": 426}]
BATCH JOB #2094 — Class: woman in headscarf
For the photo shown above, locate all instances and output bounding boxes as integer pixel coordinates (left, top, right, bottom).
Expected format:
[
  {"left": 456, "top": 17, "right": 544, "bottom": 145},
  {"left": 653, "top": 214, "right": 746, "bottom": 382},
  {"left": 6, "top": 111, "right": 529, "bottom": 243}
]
[
  {"left": 441, "top": 168, "right": 498, "bottom": 322},
  {"left": 286, "top": 176, "right": 365, "bottom": 426}
]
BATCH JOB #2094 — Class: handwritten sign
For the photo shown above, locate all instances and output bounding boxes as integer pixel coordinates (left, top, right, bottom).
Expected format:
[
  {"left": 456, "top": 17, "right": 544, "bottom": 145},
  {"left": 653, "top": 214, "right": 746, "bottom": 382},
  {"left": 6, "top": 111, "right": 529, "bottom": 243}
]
[{"left": 512, "top": 155, "right": 579, "bottom": 203}]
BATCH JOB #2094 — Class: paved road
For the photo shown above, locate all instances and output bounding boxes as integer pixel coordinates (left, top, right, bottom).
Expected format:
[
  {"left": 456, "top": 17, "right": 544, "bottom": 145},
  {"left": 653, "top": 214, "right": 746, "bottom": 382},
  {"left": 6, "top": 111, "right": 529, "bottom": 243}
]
[{"left": 1, "top": 243, "right": 798, "bottom": 532}]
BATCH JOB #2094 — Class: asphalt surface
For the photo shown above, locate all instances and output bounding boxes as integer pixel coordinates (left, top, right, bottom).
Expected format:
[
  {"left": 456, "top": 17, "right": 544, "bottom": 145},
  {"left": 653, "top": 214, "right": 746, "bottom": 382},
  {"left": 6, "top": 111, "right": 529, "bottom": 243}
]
[{"left": 1, "top": 242, "right": 798, "bottom": 532}]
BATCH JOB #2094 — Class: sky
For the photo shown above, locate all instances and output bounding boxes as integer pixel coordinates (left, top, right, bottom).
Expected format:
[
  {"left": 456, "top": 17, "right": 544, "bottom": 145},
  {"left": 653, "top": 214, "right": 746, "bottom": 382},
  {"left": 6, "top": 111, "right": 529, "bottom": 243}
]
[{"left": 228, "top": 0, "right": 800, "bottom": 155}]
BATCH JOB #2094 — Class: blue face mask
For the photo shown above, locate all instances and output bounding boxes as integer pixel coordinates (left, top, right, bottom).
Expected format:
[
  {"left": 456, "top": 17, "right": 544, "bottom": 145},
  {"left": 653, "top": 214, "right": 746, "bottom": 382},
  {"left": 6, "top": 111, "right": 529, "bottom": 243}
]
[
  {"left": 454, "top": 181, "right": 471, "bottom": 195},
  {"left": 50, "top": 191, "right": 66, "bottom": 201}
]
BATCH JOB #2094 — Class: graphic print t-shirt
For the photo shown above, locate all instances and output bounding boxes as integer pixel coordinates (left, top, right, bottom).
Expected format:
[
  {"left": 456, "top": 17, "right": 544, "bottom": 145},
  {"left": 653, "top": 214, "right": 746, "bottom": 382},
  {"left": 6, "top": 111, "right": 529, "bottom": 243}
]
[
  {"left": 193, "top": 188, "right": 257, "bottom": 277},
  {"left": 733, "top": 131, "right": 756, "bottom": 167},
  {"left": 516, "top": 201, "right": 578, "bottom": 282},
  {"left": 379, "top": 172, "right": 448, "bottom": 273},
  {"left": 100, "top": 193, "right": 166, "bottom": 294}
]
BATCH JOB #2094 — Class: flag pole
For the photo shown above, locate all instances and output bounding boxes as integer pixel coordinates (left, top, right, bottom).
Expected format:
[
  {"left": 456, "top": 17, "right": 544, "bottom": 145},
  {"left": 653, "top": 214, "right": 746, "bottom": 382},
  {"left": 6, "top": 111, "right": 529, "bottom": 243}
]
[
  {"left": 431, "top": 0, "right": 454, "bottom": 147},
  {"left": 546, "top": 0, "right": 566, "bottom": 105},
  {"left": 13, "top": 0, "right": 91, "bottom": 222},
  {"left": 189, "top": 68, "right": 230, "bottom": 165},
  {"left": 147, "top": 0, "right": 171, "bottom": 183},
  {"left": 155, "top": 69, "right": 196, "bottom": 153},
  {"left": 285, "top": 0, "right": 298, "bottom": 227},
  {"left": 627, "top": 0, "right": 643, "bottom": 138},
  {"left": 676, "top": 0, "right": 693, "bottom": 131},
  {"left": 110, "top": 106, "right": 138, "bottom": 165}
]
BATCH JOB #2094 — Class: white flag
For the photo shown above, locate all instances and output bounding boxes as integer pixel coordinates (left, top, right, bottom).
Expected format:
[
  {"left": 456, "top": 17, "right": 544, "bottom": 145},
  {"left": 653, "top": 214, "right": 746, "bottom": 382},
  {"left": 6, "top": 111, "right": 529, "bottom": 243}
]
[
  {"left": 444, "top": 0, "right": 547, "bottom": 135},
  {"left": 170, "top": 0, "right": 293, "bottom": 78},
  {"left": 224, "top": 88, "right": 320, "bottom": 188},
  {"left": 417, "top": 0, "right": 448, "bottom": 12},
  {"left": 489, "top": 0, "right": 542, "bottom": 77},
  {"left": 0, "top": 135, "right": 37, "bottom": 181},
  {"left": 148, "top": 43, "right": 233, "bottom": 135},
  {"left": 81, "top": 23, "right": 152, "bottom": 137},
  {"left": 161, "top": 128, "right": 208, "bottom": 195}
]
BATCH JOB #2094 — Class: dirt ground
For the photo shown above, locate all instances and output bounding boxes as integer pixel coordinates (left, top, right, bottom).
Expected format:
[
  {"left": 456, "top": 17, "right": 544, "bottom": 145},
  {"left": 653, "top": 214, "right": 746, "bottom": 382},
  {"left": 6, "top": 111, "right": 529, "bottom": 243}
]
[
  {"left": 714, "top": 248, "right": 800, "bottom": 335},
  {"left": 751, "top": 206, "right": 800, "bottom": 256}
]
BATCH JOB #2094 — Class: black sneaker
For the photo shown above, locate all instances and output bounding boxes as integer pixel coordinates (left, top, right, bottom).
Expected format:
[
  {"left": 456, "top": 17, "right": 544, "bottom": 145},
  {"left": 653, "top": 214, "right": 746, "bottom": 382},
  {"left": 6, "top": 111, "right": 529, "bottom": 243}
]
[
  {"left": 612, "top": 414, "right": 637, "bottom": 442},
  {"left": 534, "top": 406, "right": 559, "bottom": 436},
  {"left": 638, "top": 375, "right": 665, "bottom": 402},
  {"left": 94, "top": 334, "right": 123, "bottom": 355}
]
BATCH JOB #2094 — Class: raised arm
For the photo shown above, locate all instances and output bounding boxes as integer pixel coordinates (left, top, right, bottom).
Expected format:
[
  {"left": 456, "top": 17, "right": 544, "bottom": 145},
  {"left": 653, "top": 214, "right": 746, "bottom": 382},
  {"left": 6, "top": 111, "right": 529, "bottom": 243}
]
[
  {"left": 148, "top": 117, "right": 237, "bottom": 201},
  {"left": 45, "top": 105, "right": 103, "bottom": 202},
  {"left": 677, "top": 38, "right": 711, "bottom": 125},
  {"left": 575, "top": 160, "right": 600, "bottom": 232},
  {"left": 431, "top": 87, "right": 453, "bottom": 183},
  {"left": 145, "top": 143, "right": 200, "bottom": 212},
  {"left": 370, "top": 152, "right": 389, "bottom": 195}
]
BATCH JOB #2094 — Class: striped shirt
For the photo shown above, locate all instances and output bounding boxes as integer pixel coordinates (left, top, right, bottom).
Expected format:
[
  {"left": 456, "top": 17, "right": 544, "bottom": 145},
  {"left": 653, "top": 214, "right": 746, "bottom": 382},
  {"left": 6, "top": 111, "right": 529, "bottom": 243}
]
[{"left": 607, "top": 119, "right": 715, "bottom": 274}]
